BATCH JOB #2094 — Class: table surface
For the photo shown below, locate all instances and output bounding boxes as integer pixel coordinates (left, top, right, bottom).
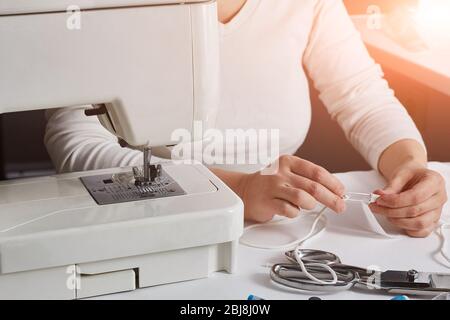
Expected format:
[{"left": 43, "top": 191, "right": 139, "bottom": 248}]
[
  {"left": 95, "top": 162, "right": 450, "bottom": 300},
  {"left": 352, "top": 15, "right": 450, "bottom": 96}
]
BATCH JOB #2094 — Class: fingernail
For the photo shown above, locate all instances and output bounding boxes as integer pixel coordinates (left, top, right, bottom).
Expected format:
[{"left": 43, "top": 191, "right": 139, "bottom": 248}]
[{"left": 337, "top": 202, "right": 346, "bottom": 213}]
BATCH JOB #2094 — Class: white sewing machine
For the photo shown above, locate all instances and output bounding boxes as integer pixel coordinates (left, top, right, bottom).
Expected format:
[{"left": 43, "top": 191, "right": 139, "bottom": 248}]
[{"left": 0, "top": 0, "right": 243, "bottom": 299}]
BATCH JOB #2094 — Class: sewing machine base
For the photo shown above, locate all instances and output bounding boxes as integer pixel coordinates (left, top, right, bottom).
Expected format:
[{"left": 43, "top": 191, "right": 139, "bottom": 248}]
[
  {"left": 0, "top": 241, "right": 238, "bottom": 299},
  {"left": 0, "top": 162, "right": 243, "bottom": 299}
]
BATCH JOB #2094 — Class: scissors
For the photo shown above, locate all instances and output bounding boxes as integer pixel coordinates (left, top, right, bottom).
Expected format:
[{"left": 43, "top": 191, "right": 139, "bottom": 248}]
[{"left": 270, "top": 249, "right": 450, "bottom": 296}]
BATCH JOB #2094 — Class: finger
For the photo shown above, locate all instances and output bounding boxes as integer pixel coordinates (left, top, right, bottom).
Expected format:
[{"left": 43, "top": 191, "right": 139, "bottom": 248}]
[
  {"left": 387, "top": 210, "right": 441, "bottom": 231},
  {"left": 276, "top": 186, "right": 317, "bottom": 211},
  {"left": 272, "top": 198, "right": 301, "bottom": 219},
  {"left": 380, "top": 171, "right": 413, "bottom": 194},
  {"left": 376, "top": 179, "right": 438, "bottom": 209},
  {"left": 369, "top": 192, "right": 446, "bottom": 218},
  {"left": 406, "top": 226, "right": 437, "bottom": 238},
  {"left": 406, "top": 216, "right": 441, "bottom": 238},
  {"left": 289, "top": 174, "right": 346, "bottom": 213},
  {"left": 288, "top": 157, "right": 346, "bottom": 197}
]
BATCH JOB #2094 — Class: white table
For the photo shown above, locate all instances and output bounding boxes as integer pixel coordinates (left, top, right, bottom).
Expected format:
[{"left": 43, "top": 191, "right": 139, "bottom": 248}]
[
  {"left": 95, "top": 163, "right": 450, "bottom": 300},
  {"left": 352, "top": 15, "right": 450, "bottom": 97}
]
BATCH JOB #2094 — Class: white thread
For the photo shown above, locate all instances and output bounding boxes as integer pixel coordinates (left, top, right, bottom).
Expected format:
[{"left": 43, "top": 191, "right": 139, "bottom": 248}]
[
  {"left": 241, "top": 194, "right": 450, "bottom": 287},
  {"left": 240, "top": 194, "right": 378, "bottom": 286},
  {"left": 239, "top": 206, "right": 328, "bottom": 251},
  {"left": 293, "top": 246, "right": 338, "bottom": 285},
  {"left": 438, "top": 223, "right": 450, "bottom": 266},
  {"left": 240, "top": 206, "right": 338, "bottom": 285},
  {"left": 0, "top": 205, "right": 95, "bottom": 233}
]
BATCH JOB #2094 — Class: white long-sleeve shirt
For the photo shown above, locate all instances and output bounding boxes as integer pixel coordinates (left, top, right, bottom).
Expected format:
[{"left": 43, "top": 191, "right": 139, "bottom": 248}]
[{"left": 45, "top": 0, "right": 425, "bottom": 173}]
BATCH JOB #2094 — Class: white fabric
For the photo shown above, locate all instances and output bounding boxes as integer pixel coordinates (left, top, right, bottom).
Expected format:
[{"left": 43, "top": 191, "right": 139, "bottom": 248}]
[{"left": 45, "top": 0, "right": 425, "bottom": 173}]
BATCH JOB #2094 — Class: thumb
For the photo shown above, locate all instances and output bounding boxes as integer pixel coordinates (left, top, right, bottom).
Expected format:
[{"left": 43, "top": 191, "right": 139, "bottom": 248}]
[{"left": 376, "top": 173, "right": 409, "bottom": 195}]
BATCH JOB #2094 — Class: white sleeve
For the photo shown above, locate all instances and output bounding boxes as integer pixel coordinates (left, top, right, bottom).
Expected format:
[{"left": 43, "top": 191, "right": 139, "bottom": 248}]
[
  {"left": 303, "top": 0, "right": 426, "bottom": 170},
  {"left": 44, "top": 106, "right": 142, "bottom": 173}
]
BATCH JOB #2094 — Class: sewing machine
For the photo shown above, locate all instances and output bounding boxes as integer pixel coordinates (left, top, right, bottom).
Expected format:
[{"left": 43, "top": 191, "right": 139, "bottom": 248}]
[{"left": 0, "top": 0, "right": 244, "bottom": 299}]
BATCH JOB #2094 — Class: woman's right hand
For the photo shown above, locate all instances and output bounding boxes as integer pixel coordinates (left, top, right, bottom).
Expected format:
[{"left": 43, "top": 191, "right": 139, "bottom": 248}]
[{"left": 228, "top": 155, "right": 347, "bottom": 223}]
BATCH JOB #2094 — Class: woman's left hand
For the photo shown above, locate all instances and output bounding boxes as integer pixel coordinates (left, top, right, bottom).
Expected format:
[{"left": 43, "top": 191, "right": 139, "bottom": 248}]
[{"left": 369, "top": 162, "right": 448, "bottom": 238}]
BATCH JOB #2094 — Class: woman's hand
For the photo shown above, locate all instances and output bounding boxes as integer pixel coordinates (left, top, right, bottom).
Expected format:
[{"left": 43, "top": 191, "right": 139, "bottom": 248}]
[
  {"left": 234, "top": 155, "right": 346, "bottom": 223},
  {"left": 370, "top": 161, "right": 447, "bottom": 237}
]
